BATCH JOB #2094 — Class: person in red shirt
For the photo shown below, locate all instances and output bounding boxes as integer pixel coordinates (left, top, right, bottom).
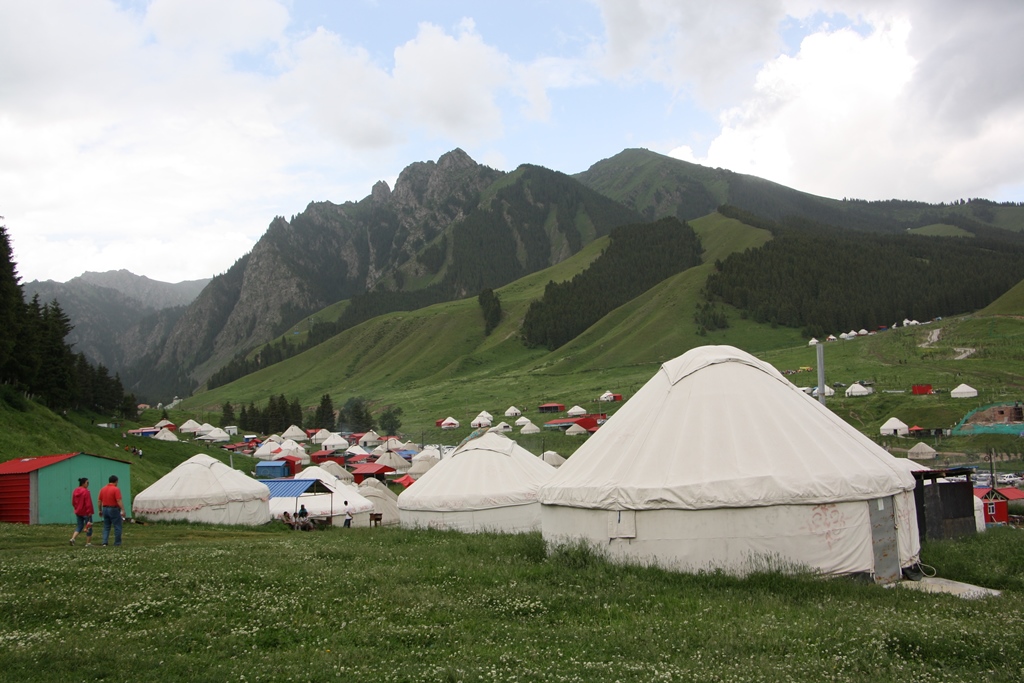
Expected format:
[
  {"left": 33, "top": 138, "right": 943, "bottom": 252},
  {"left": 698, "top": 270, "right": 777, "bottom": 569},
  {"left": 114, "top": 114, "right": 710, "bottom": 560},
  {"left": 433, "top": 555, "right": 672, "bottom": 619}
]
[
  {"left": 98, "top": 475, "right": 125, "bottom": 547},
  {"left": 70, "top": 477, "right": 94, "bottom": 546}
]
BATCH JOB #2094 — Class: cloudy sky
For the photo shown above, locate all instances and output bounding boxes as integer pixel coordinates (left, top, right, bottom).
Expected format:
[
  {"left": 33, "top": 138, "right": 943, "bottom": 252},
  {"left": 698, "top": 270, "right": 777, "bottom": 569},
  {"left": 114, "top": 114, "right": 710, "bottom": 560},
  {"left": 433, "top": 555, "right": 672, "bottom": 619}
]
[{"left": 3, "top": 0, "right": 1023, "bottom": 284}]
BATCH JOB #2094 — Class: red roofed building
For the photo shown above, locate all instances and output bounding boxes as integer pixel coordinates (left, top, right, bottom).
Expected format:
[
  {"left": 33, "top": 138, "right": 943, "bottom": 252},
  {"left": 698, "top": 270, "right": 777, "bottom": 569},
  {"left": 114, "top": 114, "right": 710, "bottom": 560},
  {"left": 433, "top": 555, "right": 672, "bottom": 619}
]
[
  {"left": 0, "top": 453, "right": 131, "bottom": 525},
  {"left": 974, "top": 487, "right": 1024, "bottom": 525},
  {"left": 350, "top": 463, "right": 394, "bottom": 484}
]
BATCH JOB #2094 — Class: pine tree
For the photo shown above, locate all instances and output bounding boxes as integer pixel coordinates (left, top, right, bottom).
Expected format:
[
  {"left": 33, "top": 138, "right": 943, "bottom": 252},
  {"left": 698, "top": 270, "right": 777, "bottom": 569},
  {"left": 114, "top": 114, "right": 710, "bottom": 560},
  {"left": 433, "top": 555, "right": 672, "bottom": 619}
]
[
  {"left": 220, "top": 401, "right": 236, "bottom": 428},
  {"left": 0, "top": 222, "right": 22, "bottom": 385}
]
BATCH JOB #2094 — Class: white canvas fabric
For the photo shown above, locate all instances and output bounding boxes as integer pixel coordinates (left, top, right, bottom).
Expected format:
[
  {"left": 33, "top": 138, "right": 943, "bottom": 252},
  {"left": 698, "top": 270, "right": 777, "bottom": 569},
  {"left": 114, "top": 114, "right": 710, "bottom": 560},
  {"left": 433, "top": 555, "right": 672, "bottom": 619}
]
[
  {"left": 133, "top": 454, "right": 271, "bottom": 525},
  {"left": 197, "top": 427, "right": 230, "bottom": 442},
  {"left": 399, "top": 431, "right": 556, "bottom": 533},
  {"left": 514, "top": 416, "right": 531, "bottom": 426},
  {"left": 282, "top": 424, "right": 307, "bottom": 441},
  {"left": 178, "top": 419, "right": 201, "bottom": 433},
  {"left": 907, "top": 442, "right": 937, "bottom": 459},
  {"left": 471, "top": 416, "right": 493, "bottom": 428},
  {"left": 599, "top": 391, "right": 615, "bottom": 401},
  {"left": 520, "top": 422, "right": 540, "bottom": 435},
  {"left": 807, "top": 339, "right": 818, "bottom": 346},
  {"left": 318, "top": 460, "right": 354, "bottom": 482},
  {"left": 440, "top": 417, "right": 459, "bottom": 429},
  {"left": 567, "top": 405, "right": 586, "bottom": 417},
  {"left": 880, "top": 417, "right": 909, "bottom": 436},
  {"left": 155, "top": 419, "right": 174, "bottom": 429},
  {"left": 359, "top": 477, "right": 399, "bottom": 501},
  {"left": 253, "top": 440, "right": 281, "bottom": 460},
  {"left": 413, "top": 446, "right": 441, "bottom": 461},
  {"left": 477, "top": 411, "right": 493, "bottom": 421},
  {"left": 505, "top": 406, "right": 522, "bottom": 417},
  {"left": 375, "top": 450, "right": 410, "bottom": 473},
  {"left": 951, "top": 384, "right": 978, "bottom": 398},
  {"left": 322, "top": 433, "right": 349, "bottom": 451},
  {"left": 265, "top": 434, "right": 283, "bottom": 444},
  {"left": 538, "top": 345, "right": 919, "bottom": 579},
  {"left": 345, "top": 444, "right": 370, "bottom": 457},
  {"left": 490, "top": 422, "right": 512, "bottom": 433},
  {"left": 845, "top": 384, "right": 871, "bottom": 397},
  {"left": 359, "top": 430, "right": 380, "bottom": 447},
  {"left": 408, "top": 457, "right": 438, "bottom": 480},
  {"left": 541, "top": 450, "right": 566, "bottom": 467},
  {"left": 152, "top": 427, "right": 179, "bottom": 442},
  {"left": 565, "top": 423, "right": 588, "bottom": 436},
  {"left": 195, "top": 422, "right": 216, "bottom": 436},
  {"left": 361, "top": 486, "right": 401, "bottom": 525},
  {"left": 311, "top": 428, "right": 333, "bottom": 444}
]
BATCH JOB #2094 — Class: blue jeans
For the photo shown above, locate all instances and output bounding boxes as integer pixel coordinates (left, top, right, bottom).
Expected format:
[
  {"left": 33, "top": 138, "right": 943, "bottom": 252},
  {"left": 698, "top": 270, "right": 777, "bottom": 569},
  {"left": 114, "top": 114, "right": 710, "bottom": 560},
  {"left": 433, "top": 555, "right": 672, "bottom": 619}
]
[
  {"left": 102, "top": 507, "right": 122, "bottom": 545},
  {"left": 75, "top": 515, "right": 93, "bottom": 536}
]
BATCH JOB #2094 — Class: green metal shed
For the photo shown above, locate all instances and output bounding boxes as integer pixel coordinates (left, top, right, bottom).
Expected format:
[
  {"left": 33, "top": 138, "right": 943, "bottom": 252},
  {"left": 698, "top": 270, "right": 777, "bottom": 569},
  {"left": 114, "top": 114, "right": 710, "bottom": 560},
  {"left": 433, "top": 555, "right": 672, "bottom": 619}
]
[{"left": 0, "top": 453, "right": 131, "bottom": 525}]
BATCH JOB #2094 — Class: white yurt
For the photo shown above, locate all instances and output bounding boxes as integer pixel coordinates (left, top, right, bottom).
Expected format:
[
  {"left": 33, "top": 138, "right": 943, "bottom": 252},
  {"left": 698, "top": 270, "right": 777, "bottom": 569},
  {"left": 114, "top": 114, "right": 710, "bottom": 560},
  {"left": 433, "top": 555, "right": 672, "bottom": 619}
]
[
  {"left": 413, "top": 446, "right": 442, "bottom": 461},
  {"left": 197, "top": 427, "right": 230, "bottom": 443},
  {"left": 374, "top": 449, "right": 411, "bottom": 473},
  {"left": 358, "top": 430, "right": 381, "bottom": 448},
  {"left": 565, "top": 423, "right": 589, "bottom": 436},
  {"left": 490, "top": 422, "right": 513, "bottom": 433},
  {"left": 514, "top": 416, "right": 531, "bottom": 426},
  {"left": 440, "top": 417, "right": 460, "bottom": 430},
  {"left": 471, "top": 414, "right": 493, "bottom": 429},
  {"left": 845, "top": 384, "right": 872, "bottom": 397},
  {"left": 398, "top": 431, "right": 556, "bottom": 533},
  {"left": 567, "top": 405, "right": 587, "bottom": 417},
  {"left": 253, "top": 440, "right": 283, "bottom": 460},
  {"left": 599, "top": 391, "right": 615, "bottom": 402},
  {"left": 345, "top": 444, "right": 371, "bottom": 457},
  {"left": 540, "top": 450, "right": 566, "bottom": 467},
  {"left": 538, "top": 345, "right": 920, "bottom": 582},
  {"left": 155, "top": 419, "right": 174, "bottom": 429},
  {"left": 880, "top": 417, "right": 909, "bottom": 437},
  {"left": 407, "top": 457, "right": 438, "bottom": 480},
  {"left": 321, "top": 433, "right": 349, "bottom": 451},
  {"left": 195, "top": 422, "right": 216, "bottom": 436},
  {"left": 360, "top": 485, "right": 401, "bottom": 525},
  {"left": 318, "top": 460, "right": 354, "bottom": 483},
  {"left": 907, "top": 442, "right": 937, "bottom": 460},
  {"left": 277, "top": 439, "right": 309, "bottom": 463},
  {"left": 520, "top": 422, "right": 541, "bottom": 435},
  {"left": 505, "top": 406, "right": 522, "bottom": 417},
  {"left": 280, "top": 467, "right": 374, "bottom": 526},
  {"left": 360, "top": 476, "right": 399, "bottom": 499},
  {"left": 178, "top": 419, "right": 202, "bottom": 434},
  {"left": 807, "top": 338, "right": 818, "bottom": 346},
  {"left": 311, "top": 428, "right": 333, "bottom": 444},
  {"left": 400, "top": 441, "right": 421, "bottom": 454},
  {"left": 282, "top": 424, "right": 307, "bottom": 441},
  {"left": 812, "top": 385, "right": 835, "bottom": 398},
  {"left": 132, "top": 454, "right": 271, "bottom": 525},
  {"left": 152, "top": 427, "right": 179, "bottom": 442},
  {"left": 950, "top": 384, "right": 978, "bottom": 399},
  {"left": 264, "top": 433, "right": 284, "bottom": 444}
]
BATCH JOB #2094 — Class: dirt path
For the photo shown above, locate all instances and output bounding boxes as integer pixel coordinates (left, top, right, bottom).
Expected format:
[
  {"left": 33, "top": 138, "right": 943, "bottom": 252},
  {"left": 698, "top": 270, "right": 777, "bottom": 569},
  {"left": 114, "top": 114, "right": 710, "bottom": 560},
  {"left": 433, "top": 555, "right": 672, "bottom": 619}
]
[
  {"left": 919, "top": 328, "right": 941, "bottom": 348},
  {"left": 954, "top": 347, "right": 976, "bottom": 360}
]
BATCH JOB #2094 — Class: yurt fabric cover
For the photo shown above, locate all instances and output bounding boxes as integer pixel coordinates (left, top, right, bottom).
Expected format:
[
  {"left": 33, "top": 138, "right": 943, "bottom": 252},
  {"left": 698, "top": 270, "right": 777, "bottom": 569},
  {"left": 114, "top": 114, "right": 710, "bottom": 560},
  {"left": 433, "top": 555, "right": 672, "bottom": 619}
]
[
  {"left": 538, "top": 345, "right": 919, "bottom": 579},
  {"left": 398, "top": 431, "right": 555, "bottom": 533},
  {"left": 133, "top": 454, "right": 271, "bottom": 525}
]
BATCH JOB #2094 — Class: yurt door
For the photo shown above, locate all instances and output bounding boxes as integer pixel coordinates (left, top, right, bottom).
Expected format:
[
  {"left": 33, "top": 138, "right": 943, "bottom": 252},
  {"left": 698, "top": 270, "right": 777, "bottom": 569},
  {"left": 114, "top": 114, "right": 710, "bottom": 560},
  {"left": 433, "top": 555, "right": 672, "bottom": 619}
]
[{"left": 868, "top": 496, "right": 901, "bottom": 584}]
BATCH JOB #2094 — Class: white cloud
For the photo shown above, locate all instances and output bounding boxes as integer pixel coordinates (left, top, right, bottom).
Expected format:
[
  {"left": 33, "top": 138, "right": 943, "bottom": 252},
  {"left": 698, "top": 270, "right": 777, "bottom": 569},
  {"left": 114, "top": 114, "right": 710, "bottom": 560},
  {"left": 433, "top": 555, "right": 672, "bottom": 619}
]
[{"left": 668, "top": 4, "right": 1024, "bottom": 202}]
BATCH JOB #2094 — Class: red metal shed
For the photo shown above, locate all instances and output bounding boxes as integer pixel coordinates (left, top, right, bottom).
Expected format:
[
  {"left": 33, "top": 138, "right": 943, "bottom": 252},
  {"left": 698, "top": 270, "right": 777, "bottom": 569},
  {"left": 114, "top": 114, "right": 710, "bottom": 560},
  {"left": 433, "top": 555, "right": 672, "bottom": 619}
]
[{"left": 538, "top": 403, "right": 565, "bottom": 413}]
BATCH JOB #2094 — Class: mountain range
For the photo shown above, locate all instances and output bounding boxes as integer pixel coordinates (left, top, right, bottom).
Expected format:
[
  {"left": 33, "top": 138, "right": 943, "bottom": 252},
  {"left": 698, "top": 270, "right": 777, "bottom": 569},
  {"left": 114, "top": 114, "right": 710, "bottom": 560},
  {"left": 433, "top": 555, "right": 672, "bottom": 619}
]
[{"left": 30, "top": 148, "right": 1024, "bottom": 403}]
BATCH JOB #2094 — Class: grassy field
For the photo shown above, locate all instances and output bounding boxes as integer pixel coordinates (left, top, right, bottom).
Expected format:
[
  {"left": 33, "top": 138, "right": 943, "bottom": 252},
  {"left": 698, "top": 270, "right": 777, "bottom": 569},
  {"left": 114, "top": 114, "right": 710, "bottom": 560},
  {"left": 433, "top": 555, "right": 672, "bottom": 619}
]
[{"left": 1, "top": 522, "right": 1023, "bottom": 682}]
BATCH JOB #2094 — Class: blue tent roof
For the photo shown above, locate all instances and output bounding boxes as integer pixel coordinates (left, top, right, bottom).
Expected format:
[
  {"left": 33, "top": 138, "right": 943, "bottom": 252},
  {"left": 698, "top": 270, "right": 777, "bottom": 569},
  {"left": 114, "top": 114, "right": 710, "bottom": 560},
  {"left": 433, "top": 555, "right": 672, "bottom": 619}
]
[{"left": 263, "top": 479, "right": 332, "bottom": 498}]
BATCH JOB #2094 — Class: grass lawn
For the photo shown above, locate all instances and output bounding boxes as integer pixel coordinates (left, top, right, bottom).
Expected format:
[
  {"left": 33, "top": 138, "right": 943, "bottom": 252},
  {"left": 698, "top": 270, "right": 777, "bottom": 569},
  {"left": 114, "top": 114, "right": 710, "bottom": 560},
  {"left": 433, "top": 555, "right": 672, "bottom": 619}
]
[{"left": 2, "top": 523, "right": 1023, "bottom": 682}]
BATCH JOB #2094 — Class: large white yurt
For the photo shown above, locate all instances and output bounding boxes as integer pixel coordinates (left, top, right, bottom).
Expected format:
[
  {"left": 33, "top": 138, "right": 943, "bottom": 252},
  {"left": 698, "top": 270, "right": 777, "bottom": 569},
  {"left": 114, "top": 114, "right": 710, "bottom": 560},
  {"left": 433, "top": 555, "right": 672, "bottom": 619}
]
[
  {"left": 538, "top": 345, "right": 920, "bottom": 583},
  {"left": 520, "top": 422, "right": 540, "bottom": 435},
  {"left": 133, "top": 454, "right": 271, "bottom": 525},
  {"left": 178, "top": 419, "right": 202, "bottom": 434},
  {"left": 311, "top": 428, "right": 333, "bottom": 444},
  {"left": 505, "top": 406, "right": 522, "bottom": 417},
  {"left": 567, "top": 405, "right": 587, "bottom": 417},
  {"left": 514, "top": 415, "right": 531, "bottom": 427},
  {"left": 197, "top": 427, "right": 230, "bottom": 443},
  {"left": 321, "top": 433, "right": 349, "bottom": 451},
  {"left": 398, "top": 431, "right": 556, "bottom": 533},
  {"left": 950, "top": 384, "right": 978, "bottom": 399}
]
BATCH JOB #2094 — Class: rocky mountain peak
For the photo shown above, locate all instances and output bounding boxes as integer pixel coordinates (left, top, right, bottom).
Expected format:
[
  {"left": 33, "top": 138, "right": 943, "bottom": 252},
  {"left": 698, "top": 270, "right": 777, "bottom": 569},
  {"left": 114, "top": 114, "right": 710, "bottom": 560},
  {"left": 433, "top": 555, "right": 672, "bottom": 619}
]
[{"left": 371, "top": 180, "right": 392, "bottom": 202}]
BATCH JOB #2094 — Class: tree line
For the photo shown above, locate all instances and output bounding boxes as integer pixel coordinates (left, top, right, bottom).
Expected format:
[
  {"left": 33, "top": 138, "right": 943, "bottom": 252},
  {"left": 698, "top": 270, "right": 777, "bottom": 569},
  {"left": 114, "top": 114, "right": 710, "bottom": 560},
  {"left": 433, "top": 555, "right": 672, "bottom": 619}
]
[
  {"left": 0, "top": 224, "right": 135, "bottom": 415},
  {"left": 229, "top": 393, "right": 402, "bottom": 436},
  {"left": 704, "top": 211, "right": 1024, "bottom": 336},
  {"left": 521, "top": 217, "right": 704, "bottom": 350}
]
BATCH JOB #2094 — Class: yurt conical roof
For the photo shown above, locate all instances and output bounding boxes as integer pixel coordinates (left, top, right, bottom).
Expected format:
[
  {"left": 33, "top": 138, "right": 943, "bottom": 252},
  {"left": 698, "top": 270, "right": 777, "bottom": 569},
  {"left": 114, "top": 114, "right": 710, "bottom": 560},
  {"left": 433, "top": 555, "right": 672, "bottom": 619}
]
[
  {"left": 399, "top": 431, "right": 555, "bottom": 511},
  {"left": 539, "top": 345, "right": 914, "bottom": 511},
  {"left": 317, "top": 460, "right": 354, "bottom": 482}
]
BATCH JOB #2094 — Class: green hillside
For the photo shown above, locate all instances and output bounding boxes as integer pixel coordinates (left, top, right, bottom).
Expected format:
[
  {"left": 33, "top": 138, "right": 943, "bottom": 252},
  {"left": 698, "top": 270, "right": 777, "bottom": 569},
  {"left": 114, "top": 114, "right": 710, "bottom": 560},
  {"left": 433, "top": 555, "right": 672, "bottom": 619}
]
[
  {"left": 0, "top": 403, "right": 256, "bottom": 496},
  {"left": 981, "top": 278, "right": 1024, "bottom": 316}
]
